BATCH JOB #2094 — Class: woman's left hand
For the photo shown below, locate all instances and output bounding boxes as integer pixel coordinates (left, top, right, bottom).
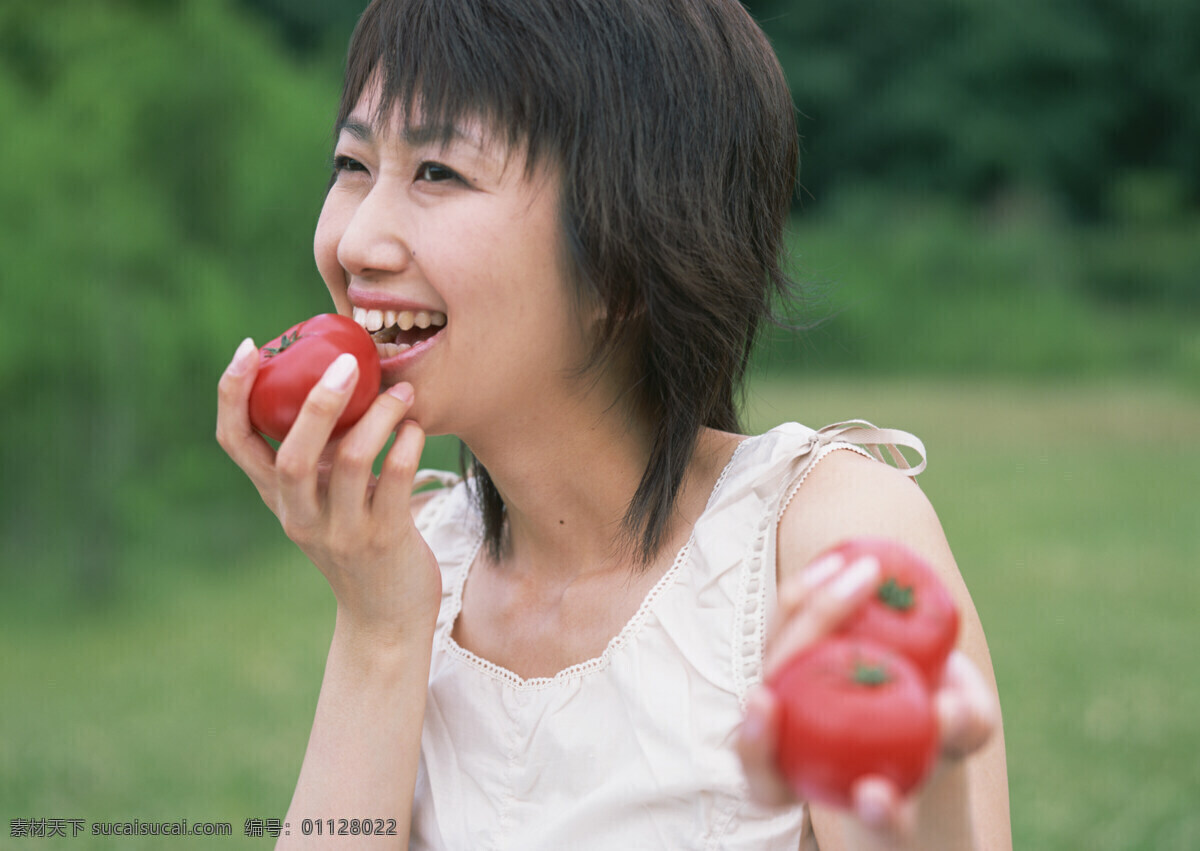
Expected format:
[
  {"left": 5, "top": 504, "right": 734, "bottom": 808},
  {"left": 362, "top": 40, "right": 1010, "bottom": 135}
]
[{"left": 734, "top": 552, "right": 998, "bottom": 844}]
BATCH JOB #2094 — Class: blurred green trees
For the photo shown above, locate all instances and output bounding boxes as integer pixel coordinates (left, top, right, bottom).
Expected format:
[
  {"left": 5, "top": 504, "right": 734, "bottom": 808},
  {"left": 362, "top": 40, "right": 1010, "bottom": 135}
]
[
  {"left": 744, "top": 0, "right": 1200, "bottom": 219},
  {"left": 0, "top": 1, "right": 341, "bottom": 596},
  {"left": 0, "top": 0, "right": 1195, "bottom": 600}
]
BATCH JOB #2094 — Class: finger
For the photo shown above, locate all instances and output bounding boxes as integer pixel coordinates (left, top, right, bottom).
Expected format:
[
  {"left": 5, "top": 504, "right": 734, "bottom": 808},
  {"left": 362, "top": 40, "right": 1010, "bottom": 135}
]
[
  {"left": 772, "top": 550, "right": 846, "bottom": 632},
  {"left": 763, "top": 555, "right": 880, "bottom": 678},
  {"left": 326, "top": 382, "right": 416, "bottom": 515},
  {"left": 850, "top": 776, "right": 917, "bottom": 842},
  {"left": 935, "top": 651, "right": 998, "bottom": 759},
  {"left": 372, "top": 408, "right": 426, "bottom": 519},
  {"left": 274, "top": 353, "right": 359, "bottom": 527},
  {"left": 735, "top": 686, "right": 796, "bottom": 807},
  {"left": 215, "top": 337, "right": 276, "bottom": 492}
]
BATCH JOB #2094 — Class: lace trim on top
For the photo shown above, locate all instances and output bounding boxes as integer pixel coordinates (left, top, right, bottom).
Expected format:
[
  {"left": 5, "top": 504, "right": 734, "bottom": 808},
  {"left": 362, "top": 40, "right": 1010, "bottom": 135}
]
[
  {"left": 438, "top": 437, "right": 753, "bottom": 692},
  {"left": 777, "top": 443, "right": 873, "bottom": 520}
]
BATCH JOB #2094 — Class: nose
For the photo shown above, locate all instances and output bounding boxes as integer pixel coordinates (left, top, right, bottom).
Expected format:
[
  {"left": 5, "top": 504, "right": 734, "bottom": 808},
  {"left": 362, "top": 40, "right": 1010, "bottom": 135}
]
[{"left": 336, "top": 183, "right": 413, "bottom": 279}]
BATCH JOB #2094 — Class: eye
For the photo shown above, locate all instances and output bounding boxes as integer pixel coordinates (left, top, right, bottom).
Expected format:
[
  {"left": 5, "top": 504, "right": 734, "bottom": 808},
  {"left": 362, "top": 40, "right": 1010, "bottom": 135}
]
[
  {"left": 415, "top": 161, "right": 460, "bottom": 183},
  {"left": 331, "top": 154, "right": 368, "bottom": 176}
]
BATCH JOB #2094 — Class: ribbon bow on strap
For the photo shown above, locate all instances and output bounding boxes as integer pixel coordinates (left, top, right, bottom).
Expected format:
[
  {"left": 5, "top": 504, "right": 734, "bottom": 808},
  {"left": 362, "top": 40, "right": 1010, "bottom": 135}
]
[{"left": 806, "top": 420, "right": 928, "bottom": 477}]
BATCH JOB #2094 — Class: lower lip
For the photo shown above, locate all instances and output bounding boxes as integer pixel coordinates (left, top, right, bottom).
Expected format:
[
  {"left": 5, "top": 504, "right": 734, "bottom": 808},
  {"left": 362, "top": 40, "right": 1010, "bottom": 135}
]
[{"left": 375, "top": 328, "right": 443, "bottom": 375}]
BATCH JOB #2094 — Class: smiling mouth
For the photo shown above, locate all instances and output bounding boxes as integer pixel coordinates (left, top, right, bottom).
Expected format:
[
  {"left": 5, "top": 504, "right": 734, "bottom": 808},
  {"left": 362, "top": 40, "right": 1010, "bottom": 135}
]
[{"left": 352, "top": 306, "right": 446, "bottom": 357}]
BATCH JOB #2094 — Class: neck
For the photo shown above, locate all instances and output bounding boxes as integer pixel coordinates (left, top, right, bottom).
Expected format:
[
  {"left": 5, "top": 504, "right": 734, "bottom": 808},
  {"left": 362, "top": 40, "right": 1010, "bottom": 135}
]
[
  {"left": 462, "top": 380, "right": 650, "bottom": 578},
  {"left": 457, "top": 377, "right": 738, "bottom": 582}
]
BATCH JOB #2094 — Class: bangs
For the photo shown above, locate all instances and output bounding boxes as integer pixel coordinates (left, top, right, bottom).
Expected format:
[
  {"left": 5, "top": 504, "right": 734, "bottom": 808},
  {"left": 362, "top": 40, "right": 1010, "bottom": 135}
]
[{"left": 337, "top": 0, "right": 572, "bottom": 173}]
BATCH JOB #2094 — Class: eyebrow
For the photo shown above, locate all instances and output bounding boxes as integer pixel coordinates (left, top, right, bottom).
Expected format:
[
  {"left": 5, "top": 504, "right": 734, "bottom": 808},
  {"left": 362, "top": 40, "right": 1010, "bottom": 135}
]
[{"left": 338, "top": 119, "right": 374, "bottom": 143}]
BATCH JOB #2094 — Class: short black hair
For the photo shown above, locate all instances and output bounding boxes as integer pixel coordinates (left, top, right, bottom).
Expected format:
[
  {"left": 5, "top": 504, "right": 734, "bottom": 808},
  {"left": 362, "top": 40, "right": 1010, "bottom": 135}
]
[{"left": 337, "top": 0, "right": 800, "bottom": 563}]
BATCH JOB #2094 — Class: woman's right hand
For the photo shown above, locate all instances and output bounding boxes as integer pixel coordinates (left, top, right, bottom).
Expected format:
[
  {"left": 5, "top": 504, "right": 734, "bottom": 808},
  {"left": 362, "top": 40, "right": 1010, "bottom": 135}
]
[{"left": 216, "top": 337, "right": 442, "bottom": 647}]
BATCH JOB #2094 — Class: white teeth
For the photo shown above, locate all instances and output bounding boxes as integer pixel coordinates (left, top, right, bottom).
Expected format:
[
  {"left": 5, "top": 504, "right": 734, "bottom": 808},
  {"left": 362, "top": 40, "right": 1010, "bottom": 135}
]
[
  {"left": 376, "top": 342, "right": 413, "bottom": 358},
  {"left": 351, "top": 305, "right": 445, "bottom": 332}
]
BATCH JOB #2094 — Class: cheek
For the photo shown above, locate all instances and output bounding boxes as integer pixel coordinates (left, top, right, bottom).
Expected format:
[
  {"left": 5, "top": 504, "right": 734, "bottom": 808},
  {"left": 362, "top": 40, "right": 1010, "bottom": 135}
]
[{"left": 314, "top": 200, "right": 350, "bottom": 309}]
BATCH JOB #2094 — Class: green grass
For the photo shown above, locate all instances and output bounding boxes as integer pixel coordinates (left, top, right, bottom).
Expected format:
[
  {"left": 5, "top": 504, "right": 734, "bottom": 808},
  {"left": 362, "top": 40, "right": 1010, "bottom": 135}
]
[
  {"left": 3, "top": 377, "right": 1199, "bottom": 849},
  {"left": 1, "top": 550, "right": 334, "bottom": 849}
]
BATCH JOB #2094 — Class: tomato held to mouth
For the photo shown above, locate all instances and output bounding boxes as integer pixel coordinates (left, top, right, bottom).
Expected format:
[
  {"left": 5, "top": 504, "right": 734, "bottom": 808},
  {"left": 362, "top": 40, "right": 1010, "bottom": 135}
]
[
  {"left": 827, "top": 537, "right": 960, "bottom": 687},
  {"left": 769, "top": 638, "right": 939, "bottom": 808},
  {"left": 248, "top": 313, "right": 382, "bottom": 442}
]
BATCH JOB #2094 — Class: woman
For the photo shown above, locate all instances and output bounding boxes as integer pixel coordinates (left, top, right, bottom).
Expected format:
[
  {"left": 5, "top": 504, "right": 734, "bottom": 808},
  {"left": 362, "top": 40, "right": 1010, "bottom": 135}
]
[{"left": 217, "top": 0, "right": 1009, "bottom": 847}]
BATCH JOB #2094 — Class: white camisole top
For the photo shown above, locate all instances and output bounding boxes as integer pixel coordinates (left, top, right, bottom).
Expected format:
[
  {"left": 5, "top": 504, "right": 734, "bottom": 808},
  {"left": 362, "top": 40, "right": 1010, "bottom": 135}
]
[{"left": 409, "top": 421, "right": 926, "bottom": 850}]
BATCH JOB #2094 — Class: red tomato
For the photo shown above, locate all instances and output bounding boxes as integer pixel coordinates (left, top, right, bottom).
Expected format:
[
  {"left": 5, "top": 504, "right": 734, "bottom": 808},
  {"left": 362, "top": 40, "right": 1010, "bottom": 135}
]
[
  {"left": 248, "top": 313, "right": 382, "bottom": 442},
  {"left": 829, "top": 537, "right": 959, "bottom": 686},
  {"left": 769, "top": 638, "right": 939, "bottom": 808}
]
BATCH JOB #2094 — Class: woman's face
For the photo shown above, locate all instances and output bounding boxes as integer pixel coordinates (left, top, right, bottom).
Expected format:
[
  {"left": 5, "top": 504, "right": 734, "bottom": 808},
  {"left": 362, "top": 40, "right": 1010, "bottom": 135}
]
[{"left": 315, "top": 81, "right": 594, "bottom": 438}]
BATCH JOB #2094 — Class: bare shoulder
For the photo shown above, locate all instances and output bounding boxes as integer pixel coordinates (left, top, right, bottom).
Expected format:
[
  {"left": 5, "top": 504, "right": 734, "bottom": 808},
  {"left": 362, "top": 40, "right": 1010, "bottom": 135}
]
[
  {"left": 776, "top": 447, "right": 952, "bottom": 588},
  {"left": 775, "top": 446, "right": 983, "bottom": 698}
]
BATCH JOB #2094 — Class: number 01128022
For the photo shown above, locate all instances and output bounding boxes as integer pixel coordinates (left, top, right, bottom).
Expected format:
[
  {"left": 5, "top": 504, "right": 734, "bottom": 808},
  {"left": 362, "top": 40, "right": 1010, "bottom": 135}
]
[{"left": 299, "top": 818, "right": 398, "bottom": 836}]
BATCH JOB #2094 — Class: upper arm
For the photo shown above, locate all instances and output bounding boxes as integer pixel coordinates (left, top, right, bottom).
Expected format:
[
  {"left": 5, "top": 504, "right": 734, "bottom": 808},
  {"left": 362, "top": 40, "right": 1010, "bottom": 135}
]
[{"left": 776, "top": 448, "right": 1012, "bottom": 849}]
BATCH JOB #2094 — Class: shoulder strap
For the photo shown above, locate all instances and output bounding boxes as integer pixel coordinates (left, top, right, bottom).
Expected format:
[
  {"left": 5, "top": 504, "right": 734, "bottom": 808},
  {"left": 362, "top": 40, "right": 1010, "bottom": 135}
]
[
  {"left": 803, "top": 420, "right": 927, "bottom": 476},
  {"left": 412, "top": 469, "right": 464, "bottom": 539},
  {"left": 413, "top": 468, "right": 462, "bottom": 491}
]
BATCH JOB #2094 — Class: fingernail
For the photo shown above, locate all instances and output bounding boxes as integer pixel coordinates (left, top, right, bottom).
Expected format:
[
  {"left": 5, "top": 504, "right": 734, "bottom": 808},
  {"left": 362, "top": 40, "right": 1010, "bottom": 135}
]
[
  {"left": 387, "top": 382, "right": 414, "bottom": 404},
  {"left": 321, "top": 353, "right": 358, "bottom": 392},
  {"left": 801, "top": 552, "right": 845, "bottom": 590},
  {"left": 831, "top": 555, "right": 879, "bottom": 600},
  {"left": 858, "top": 786, "right": 889, "bottom": 828},
  {"left": 227, "top": 337, "right": 256, "bottom": 375}
]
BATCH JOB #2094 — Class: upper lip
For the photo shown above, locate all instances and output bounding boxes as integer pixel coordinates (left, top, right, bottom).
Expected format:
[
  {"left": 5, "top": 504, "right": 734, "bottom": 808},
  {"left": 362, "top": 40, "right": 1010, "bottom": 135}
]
[{"left": 346, "top": 283, "right": 444, "bottom": 314}]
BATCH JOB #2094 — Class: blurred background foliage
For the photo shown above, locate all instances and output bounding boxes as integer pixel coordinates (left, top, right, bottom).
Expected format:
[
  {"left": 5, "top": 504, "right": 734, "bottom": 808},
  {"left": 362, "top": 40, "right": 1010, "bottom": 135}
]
[
  {"left": 0, "top": 0, "right": 1195, "bottom": 597},
  {"left": 2, "top": 2, "right": 1198, "bottom": 848}
]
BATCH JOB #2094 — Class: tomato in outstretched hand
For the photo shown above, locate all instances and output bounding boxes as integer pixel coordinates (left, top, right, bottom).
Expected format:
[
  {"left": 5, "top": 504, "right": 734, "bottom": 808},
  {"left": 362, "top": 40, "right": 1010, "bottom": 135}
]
[
  {"left": 828, "top": 537, "right": 959, "bottom": 686},
  {"left": 769, "top": 638, "right": 939, "bottom": 808},
  {"left": 248, "top": 313, "right": 381, "bottom": 442}
]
